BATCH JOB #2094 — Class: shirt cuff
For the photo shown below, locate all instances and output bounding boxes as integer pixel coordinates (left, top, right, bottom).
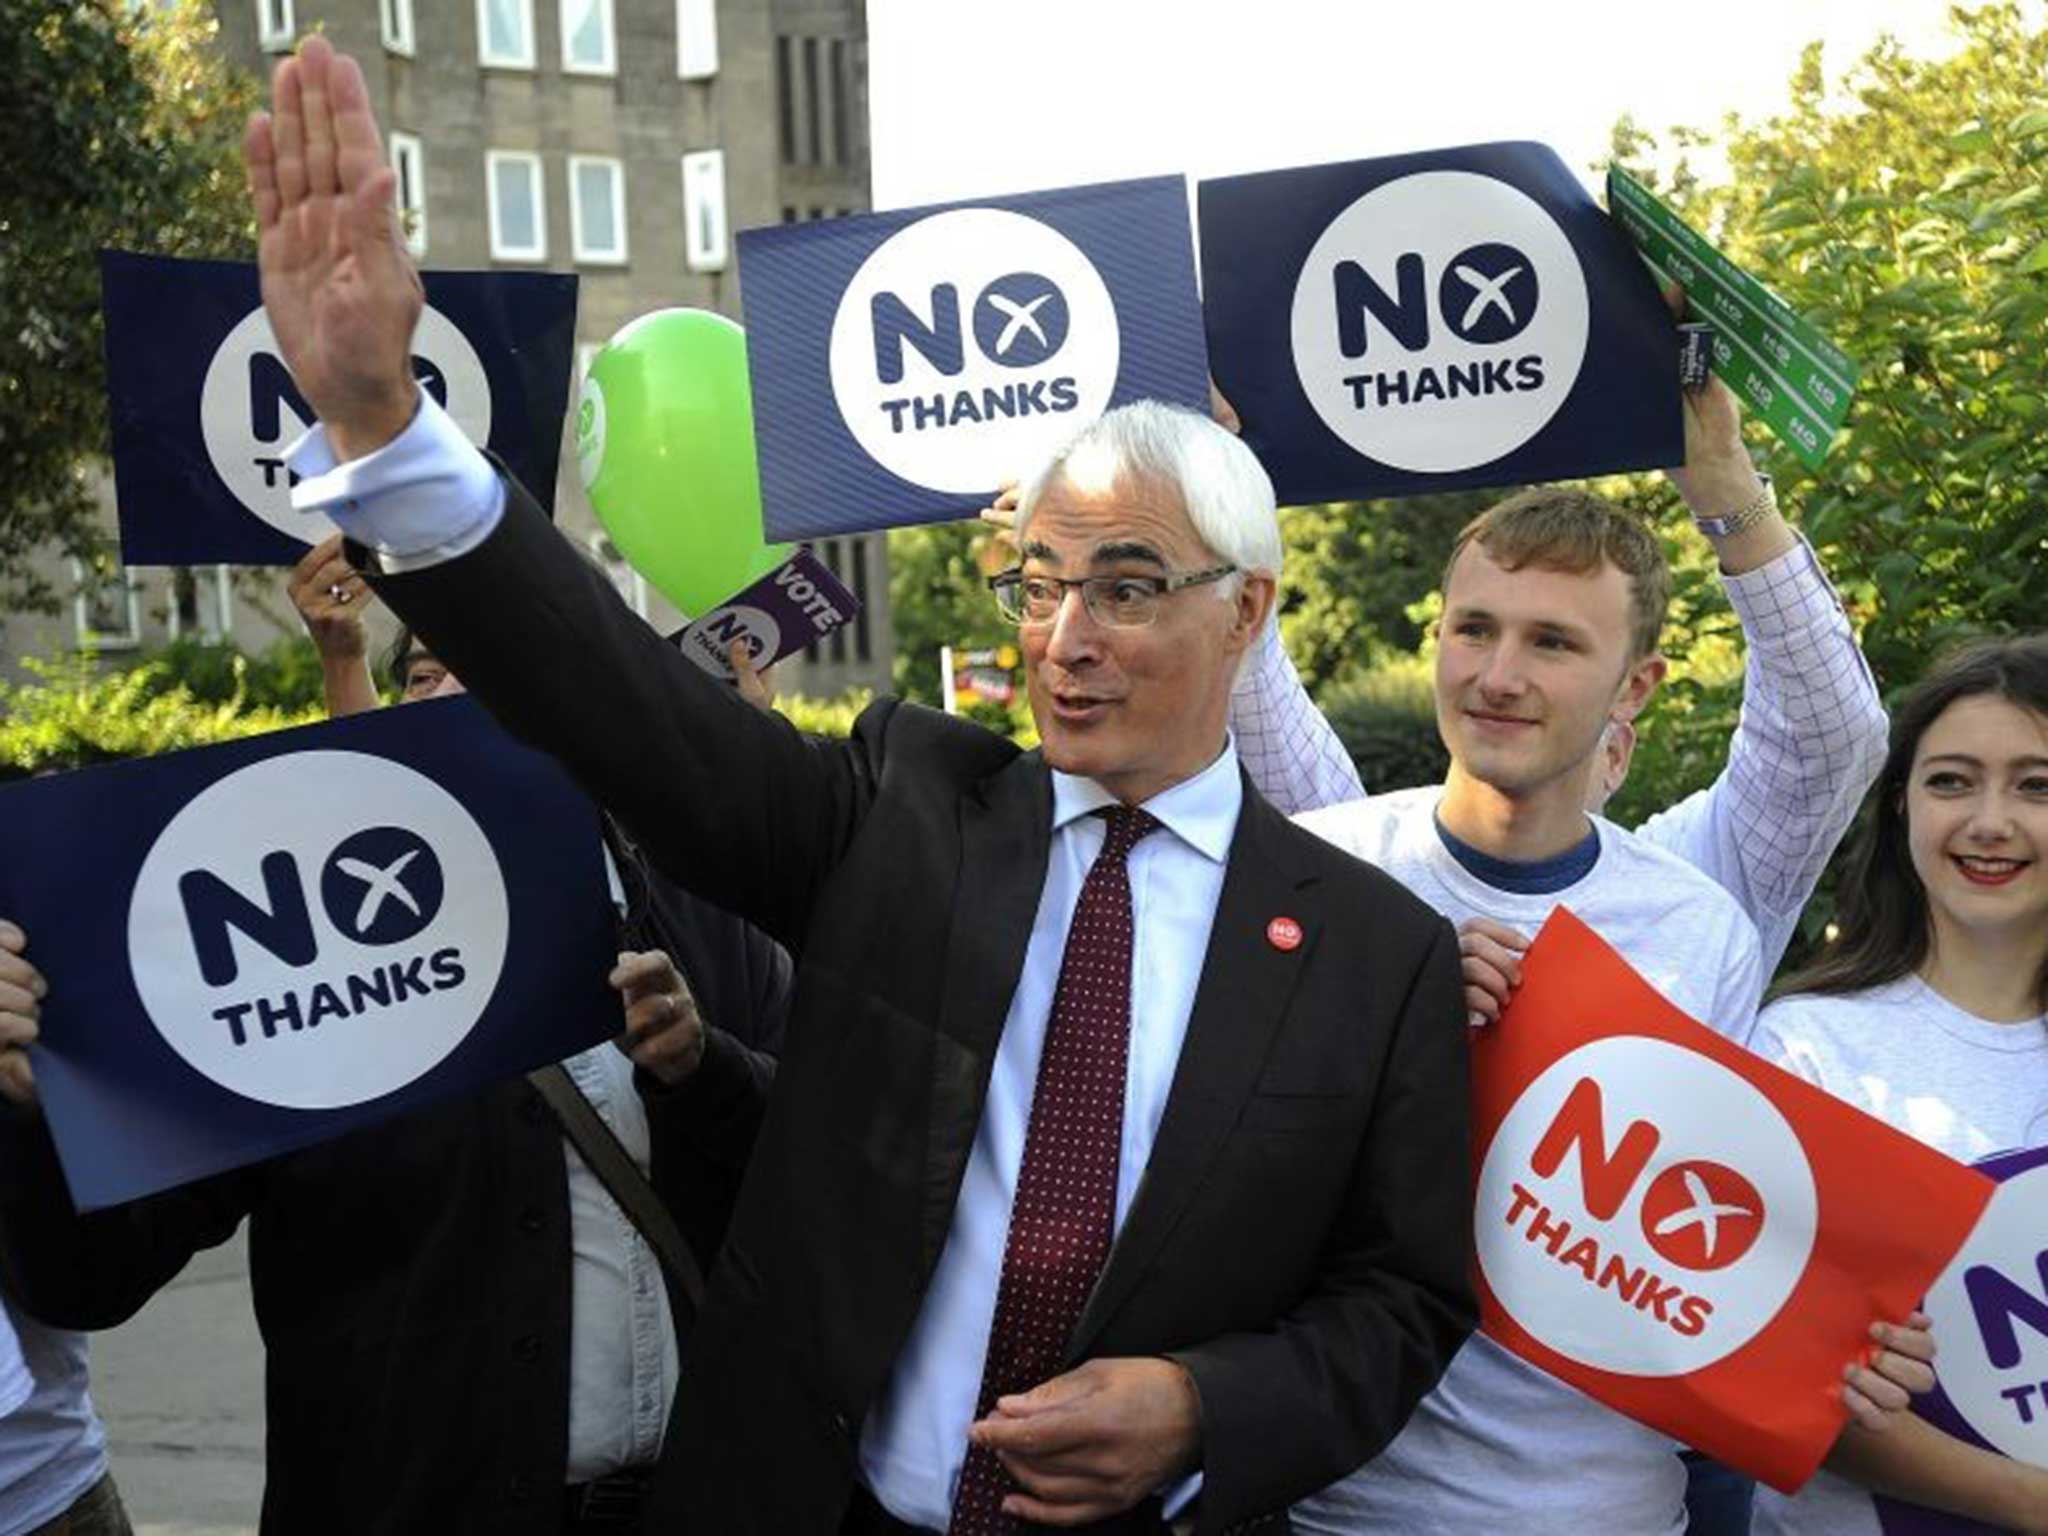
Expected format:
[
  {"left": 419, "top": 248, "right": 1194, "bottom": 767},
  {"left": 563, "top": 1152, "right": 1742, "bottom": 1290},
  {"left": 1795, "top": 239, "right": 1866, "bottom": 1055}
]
[
  {"left": 1162, "top": 1470, "right": 1203, "bottom": 1523},
  {"left": 286, "top": 389, "right": 505, "bottom": 571},
  {"left": 1719, "top": 534, "right": 1843, "bottom": 644}
]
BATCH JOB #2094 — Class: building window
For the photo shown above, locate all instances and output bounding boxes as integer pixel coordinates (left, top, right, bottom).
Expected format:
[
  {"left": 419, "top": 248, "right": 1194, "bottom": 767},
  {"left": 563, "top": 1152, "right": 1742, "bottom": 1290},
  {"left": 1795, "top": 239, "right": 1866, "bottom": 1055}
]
[
  {"left": 486, "top": 151, "right": 546, "bottom": 261},
  {"left": 829, "top": 39, "right": 849, "bottom": 165},
  {"left": 568, "top": 156, "right": 627, "bottom": 266},
  {"left": 477, "top": 0, "right": 535, "bottom": 68},
  {"left": 71, "top": 558, "right": 142, "bottom": 651},
  {"left": 850, "top": 535, "right": 871, "bottom": 662},
  {"left": 802, "top": 38, "right": 821, "bottom": 164},
  {"left": 681, "top": 151, "right": 727, "bottom": 272},
  {"left": 827, "top": 541, "right": 849, "bottom": 663},
  {"left": 256, "top": 0, "right": 294, "bottom": 51},
  {"left": 166, "top": 566, "right": 235, "bottom": 642},
  {"left": 775, "top": 36, "right": 796, "bottom": 164},
  {"left": 677, "top": 0, "right": 718, "bottom": 79},
  {"left": 381, "top": 0, "right": 414, "bottom": 55},
  {"left": 780, "top": 205, "right": 797, "bottom": 224},
  {"left": 560, "top": 0, "right": 615, "bottom": 75},
  {"left": 390, "top": 133, "right": 427, "bottom": 256}
]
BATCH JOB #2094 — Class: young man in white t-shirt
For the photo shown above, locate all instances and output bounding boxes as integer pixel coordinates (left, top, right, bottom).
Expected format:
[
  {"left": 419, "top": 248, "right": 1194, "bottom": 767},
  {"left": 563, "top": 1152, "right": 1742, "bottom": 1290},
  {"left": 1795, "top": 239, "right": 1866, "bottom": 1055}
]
[{"left": 1286, "top": 488, "right": 1929, "bottom": 1535}]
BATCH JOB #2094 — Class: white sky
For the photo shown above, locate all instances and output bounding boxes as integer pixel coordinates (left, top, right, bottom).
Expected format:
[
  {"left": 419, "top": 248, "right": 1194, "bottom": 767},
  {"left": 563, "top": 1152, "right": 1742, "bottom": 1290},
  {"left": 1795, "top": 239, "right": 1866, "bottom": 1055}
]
[{"left": 868, "top": 0, "right": 2005, "bottom": 211}]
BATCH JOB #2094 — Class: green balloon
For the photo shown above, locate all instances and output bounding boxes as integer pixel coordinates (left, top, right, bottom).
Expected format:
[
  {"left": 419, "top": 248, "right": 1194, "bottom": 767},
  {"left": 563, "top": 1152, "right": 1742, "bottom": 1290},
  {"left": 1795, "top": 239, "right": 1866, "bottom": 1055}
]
[{"left": 576, "top": 308, "right": 791, "bottom": 618}]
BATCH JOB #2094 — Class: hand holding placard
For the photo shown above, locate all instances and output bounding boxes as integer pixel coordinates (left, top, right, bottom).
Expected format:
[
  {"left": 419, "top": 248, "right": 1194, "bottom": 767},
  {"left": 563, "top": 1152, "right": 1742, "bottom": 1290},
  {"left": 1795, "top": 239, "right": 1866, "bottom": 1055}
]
[
  {"left": 0, "top": 921, "right": 41, "bottom": 1109},
  {"left": 1607, "top": 167, "right": 1859, "bottom": 469},
  {"left": 1473, "top": 908, "right": 1993, "bottom": 1492}
]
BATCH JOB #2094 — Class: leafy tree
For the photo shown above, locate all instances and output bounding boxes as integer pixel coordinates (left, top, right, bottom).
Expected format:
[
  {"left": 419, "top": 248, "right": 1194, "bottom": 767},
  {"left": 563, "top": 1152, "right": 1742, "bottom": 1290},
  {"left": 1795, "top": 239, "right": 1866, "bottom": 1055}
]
[
  {"left": 1610, "top": 2, "right": 2048, "bottom": 689},
  {"left": 0, "top": 0, "right": 258, "bottom": 611},
  {"left": 1277, "top": 489, "right": 1495, "bottom": 694},
  {"left": 886, "top": 520, "right": 1015, "bottom": 705}
]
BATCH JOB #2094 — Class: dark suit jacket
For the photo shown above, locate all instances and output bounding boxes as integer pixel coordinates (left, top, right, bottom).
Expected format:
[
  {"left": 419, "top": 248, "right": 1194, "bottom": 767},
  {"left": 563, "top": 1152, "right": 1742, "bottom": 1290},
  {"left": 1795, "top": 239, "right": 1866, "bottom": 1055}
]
[
  {"left": 0, "top": 866, "right": 788, "bottom": 1536},
  {"left": 361, "top": 481, "right": 1476, "bottom": 1536}
]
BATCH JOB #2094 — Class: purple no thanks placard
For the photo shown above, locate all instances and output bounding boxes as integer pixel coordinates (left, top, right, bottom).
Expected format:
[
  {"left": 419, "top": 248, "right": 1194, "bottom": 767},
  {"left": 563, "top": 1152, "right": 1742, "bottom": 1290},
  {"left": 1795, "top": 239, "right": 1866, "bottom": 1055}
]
[
  {"left": 669, "top": 549, "right": 859, "bottom": 679},
  {"left": 1877, "top": 1143, "right": 2048, "bottom": 1535}
]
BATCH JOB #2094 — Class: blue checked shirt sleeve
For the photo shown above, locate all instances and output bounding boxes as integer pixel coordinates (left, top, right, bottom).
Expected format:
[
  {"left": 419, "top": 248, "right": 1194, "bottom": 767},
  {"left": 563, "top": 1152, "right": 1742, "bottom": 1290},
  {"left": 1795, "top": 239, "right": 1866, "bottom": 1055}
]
[
  {"left": 1229, "top": 619, "right": 1365, "bottom": 815},
  {"left": 1634, "top": 537, "right": 1888, "bottom": 974}
]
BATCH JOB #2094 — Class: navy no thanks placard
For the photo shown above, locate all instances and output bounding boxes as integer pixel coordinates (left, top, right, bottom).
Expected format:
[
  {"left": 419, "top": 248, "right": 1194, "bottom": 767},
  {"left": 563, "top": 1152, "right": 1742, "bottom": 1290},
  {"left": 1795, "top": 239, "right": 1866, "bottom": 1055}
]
[
  {"left": 0, "top": 698, "right": 617, "bottom": 1210},
  {"left": 1200, "top": 144, "right": 1682, "bottom": 504},
  {"left": 103, "top": 251, "right": 578, "bottom": 565},
  {"left": 738, "top": 176, "right": 1210, "bottom": 540}
]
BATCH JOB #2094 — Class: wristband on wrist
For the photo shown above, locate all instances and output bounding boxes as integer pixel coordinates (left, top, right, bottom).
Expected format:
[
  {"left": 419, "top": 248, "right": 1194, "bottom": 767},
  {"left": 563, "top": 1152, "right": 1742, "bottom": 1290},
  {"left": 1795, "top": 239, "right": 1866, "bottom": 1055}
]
[{"left": 1693, "top": 473, "right": 1776, "bottom": 539}]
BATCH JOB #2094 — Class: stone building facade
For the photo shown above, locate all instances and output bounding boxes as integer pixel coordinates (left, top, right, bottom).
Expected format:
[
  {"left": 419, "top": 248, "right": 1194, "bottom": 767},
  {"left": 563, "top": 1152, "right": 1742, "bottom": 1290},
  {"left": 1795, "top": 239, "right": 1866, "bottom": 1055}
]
[{"left": 3, "top": 0, "right": 886, "bottom": 698}]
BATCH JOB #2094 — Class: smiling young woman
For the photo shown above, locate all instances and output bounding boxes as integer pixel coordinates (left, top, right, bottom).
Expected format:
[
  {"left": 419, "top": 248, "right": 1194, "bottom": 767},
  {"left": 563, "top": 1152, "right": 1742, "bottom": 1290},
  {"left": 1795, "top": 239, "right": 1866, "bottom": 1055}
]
[{"left": 1750, "top": 633, "right": 2048, "bottom": 1536}]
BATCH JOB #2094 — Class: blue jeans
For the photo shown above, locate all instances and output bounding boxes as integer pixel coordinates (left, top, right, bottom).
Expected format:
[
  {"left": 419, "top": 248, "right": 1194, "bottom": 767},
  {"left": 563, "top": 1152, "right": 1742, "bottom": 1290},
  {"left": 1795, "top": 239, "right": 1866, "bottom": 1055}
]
[{"left": 1683, "top": 1449, "right": 1755, "bottom": 1535}]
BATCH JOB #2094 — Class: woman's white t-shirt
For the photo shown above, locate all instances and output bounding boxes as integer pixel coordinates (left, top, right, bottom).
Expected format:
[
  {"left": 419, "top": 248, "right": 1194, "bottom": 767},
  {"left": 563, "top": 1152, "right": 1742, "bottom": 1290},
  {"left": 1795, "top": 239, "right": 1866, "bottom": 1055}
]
[{"left": 1751, "top": 973, "right": 2048, "bottom": 1536}]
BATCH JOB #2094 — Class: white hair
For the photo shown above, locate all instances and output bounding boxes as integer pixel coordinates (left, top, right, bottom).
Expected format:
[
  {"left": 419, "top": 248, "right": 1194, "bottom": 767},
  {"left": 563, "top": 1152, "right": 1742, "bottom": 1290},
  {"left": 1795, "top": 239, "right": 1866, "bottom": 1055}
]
[{"left": 1013, "top": 401, "right": 1284, "bottom": 581}]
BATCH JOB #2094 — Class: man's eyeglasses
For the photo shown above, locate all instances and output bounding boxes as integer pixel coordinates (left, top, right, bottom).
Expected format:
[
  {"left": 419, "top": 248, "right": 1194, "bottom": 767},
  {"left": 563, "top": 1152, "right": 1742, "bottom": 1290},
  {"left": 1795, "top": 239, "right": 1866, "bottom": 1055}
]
[{"left": 987, "top": 565, "right": 1239, "bottom": 628}]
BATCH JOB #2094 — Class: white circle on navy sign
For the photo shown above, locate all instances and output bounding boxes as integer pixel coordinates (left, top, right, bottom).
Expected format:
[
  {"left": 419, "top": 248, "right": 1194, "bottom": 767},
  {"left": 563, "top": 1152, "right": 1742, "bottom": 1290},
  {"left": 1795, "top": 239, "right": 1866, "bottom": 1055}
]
[
  {"left": 126, "top": 750, "right": 509, "bottom": 1111},
  {"left": 1923, "top": 1163, "right": 2048, "bottom": 1465},
  {"left": 1289, "top": 170, "right": 1590, "bottom": 473},
  {"left": 826, "top": 207, "right": 1121, "bottom": 493},
  {"left": 1476, "top": 1035, "right": 1819, "bottom": 1376},
  {"left": 683, "top": 604, "right": 781, "bottom": 673},
  {"left": 198, "top": 305, "right": 493, "bottom": 545}
]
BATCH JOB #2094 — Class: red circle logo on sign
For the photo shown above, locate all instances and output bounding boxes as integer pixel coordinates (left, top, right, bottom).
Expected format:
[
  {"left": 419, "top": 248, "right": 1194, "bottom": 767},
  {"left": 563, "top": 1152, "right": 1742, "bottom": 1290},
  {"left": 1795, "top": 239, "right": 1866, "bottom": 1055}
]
[
  {"left": 1267, "top": 917, "right": 1303, "bottom": 952},
  {"left": 1638, "top": 1159, "right": 1767, "bottom": 1272}
]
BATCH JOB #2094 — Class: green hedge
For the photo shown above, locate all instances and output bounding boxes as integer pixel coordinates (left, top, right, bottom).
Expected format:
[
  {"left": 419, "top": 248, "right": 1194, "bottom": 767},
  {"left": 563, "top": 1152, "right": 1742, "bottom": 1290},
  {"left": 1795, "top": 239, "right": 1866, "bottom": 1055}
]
[
  {"left": 0, "top": 652, "right": 324, "bottom": 777},
  {"left": 1316, "top": 659, "right": 1449, "bottom": 794}
]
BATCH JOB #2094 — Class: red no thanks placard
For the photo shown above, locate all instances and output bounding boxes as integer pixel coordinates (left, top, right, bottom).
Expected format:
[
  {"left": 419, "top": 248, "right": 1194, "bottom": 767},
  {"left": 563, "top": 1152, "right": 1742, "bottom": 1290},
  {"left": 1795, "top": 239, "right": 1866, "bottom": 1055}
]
[{"left": 1472, "top": 908, "right": 1995, "bottom": 1493}]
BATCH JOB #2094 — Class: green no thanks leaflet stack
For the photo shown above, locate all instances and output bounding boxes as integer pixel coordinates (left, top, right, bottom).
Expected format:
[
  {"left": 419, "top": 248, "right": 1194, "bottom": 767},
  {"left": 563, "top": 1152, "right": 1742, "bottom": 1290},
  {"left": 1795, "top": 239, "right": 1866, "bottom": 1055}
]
[{"left": 1607, "top": 167, "right": 1859, "bottom": 469}]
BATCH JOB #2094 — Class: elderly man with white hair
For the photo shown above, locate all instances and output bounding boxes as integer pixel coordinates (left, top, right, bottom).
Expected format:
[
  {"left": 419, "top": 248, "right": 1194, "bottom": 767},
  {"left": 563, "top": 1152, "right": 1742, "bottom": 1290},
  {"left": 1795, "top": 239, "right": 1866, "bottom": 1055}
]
[{"left": 235, "top": 37, "right": 1474, "bottom": 1536}]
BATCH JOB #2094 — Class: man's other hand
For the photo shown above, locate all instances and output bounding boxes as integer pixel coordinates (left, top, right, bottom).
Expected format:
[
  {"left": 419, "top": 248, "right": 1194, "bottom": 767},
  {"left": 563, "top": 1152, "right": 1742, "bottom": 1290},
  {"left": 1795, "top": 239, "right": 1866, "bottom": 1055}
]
[
  {"left": 969, "top": 1357, "right": 1202, "bottom": 1526},
  {"left": 610, "top": 950, "right": 705, "bottom": 1086},
  {"left": 0, "top": 921, "right": 46, "bottom": 1109},
  {"left": 245, "top": 35, "right": 422, "bottom": 461}
]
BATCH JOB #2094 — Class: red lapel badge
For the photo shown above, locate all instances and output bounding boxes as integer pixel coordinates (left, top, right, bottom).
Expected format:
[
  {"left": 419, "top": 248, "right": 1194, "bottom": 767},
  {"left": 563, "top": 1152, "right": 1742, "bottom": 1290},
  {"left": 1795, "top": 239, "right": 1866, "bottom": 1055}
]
[{"left": 1266, "top": 916, "right": 1303, "bottom": 952}]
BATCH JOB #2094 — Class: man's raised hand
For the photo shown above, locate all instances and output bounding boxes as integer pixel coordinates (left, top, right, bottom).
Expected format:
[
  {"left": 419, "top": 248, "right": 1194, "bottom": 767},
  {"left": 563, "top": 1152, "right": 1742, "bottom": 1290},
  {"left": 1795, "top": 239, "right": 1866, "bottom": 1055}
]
[{"left": 245, "top": 36, "right": 422, "bottom": 462}]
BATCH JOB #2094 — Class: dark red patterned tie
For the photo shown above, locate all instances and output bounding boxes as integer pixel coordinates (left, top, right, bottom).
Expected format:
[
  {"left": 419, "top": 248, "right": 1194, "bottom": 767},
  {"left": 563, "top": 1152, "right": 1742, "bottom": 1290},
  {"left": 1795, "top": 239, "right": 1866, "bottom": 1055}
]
[{"left": 949, "top": 805, "right": 1162, "bottom": 1535}]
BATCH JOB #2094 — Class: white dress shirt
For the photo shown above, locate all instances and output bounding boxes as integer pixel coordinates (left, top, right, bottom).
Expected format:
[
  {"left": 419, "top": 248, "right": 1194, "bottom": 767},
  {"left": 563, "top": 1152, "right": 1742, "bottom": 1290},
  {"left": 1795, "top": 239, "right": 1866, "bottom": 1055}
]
[
  {"left": 857, "top": 746, "right": 1241, "bottom": 1528},
  {"left": 1230, "top": 537, "right": 1886, "bottom": 971},
  {"left": 559, "top": 1040, "right": 682, "bottom": 1481},
  {"left": 289, "top": 408, "right": 675, "bottom": 1482}
]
